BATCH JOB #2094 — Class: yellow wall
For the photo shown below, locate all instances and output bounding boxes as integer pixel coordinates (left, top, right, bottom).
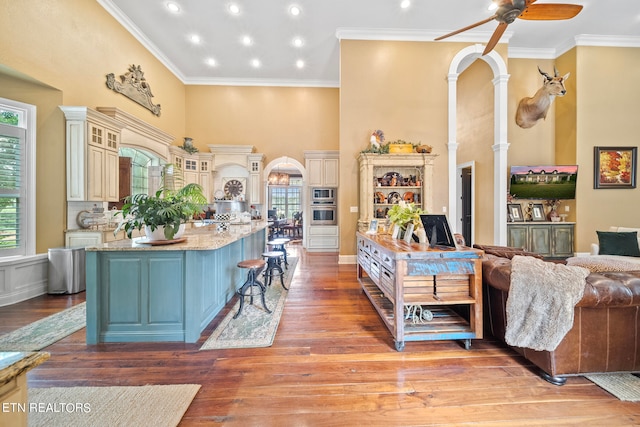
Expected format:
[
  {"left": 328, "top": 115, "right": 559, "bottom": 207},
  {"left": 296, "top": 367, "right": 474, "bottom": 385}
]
[
  {"left": 0, "top": 0, "right": 186, "bottom": 251},
  {"left": 456, "top": 60, "right": 495, "bottom": 244},
  {"left": 339, "top": 40, "right": 471, "bottom": 255},
  {"left": 572, "top": 47, "right": 640, "bottom": 251},
  {"left": 1, "top": 0, "right": 638, "bottom": 256},
  {"left": 185, "top": 86, "right": 339, "bottom": 164}
]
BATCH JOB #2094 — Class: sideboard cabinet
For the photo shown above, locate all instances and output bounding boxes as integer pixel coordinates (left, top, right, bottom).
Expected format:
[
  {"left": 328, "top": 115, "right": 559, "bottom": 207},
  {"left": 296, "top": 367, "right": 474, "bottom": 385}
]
[
  {"left": 358, "top": 153, "right": 437, "bottom": 232},
  {"left": 507, "top": 222, "right": 575, "bottom": 258},
  {"left": 357, "top": 232, "right": 483, "bottom": 351}
]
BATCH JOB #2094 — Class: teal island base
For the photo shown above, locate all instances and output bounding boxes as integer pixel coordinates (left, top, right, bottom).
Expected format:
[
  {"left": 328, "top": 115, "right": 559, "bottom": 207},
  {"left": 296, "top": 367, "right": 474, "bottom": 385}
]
[{"left": 85, "top": 223, "right": 266, "bottom": 344}]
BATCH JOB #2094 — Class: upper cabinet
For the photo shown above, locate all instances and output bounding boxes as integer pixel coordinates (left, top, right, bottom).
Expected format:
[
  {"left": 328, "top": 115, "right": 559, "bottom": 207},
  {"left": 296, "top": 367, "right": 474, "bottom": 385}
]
[
  {"left": 61, "top": 106, "right": 126, "bottom": 202},
  {"left": 305, "top": 150, "right": 339, "bottom": 187},
  {"left": 169, "top": 146, "right": 215, "bottom": 203}
]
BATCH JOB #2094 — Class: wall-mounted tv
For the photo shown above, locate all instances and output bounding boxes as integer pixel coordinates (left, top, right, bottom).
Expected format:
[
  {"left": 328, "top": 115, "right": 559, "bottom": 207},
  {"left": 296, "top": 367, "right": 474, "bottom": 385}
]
[{"left": 509, "top": 165, "right": 578, "bottom": 200}]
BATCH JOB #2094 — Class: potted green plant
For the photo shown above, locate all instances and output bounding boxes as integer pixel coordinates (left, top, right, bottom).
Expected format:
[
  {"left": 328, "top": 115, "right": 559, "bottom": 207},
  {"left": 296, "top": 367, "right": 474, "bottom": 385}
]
[
  {"left": 114, "top": 182, "right": 207, "bottom": 240},
  {"left": 387, "top": 201, "right": 427, "bottom": 242}
]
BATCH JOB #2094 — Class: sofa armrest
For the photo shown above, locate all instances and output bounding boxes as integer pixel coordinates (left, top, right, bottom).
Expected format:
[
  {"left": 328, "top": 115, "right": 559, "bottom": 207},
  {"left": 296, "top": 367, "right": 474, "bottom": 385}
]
[{"left": 590, "top": 243, "right": 599, "bottom": 255}]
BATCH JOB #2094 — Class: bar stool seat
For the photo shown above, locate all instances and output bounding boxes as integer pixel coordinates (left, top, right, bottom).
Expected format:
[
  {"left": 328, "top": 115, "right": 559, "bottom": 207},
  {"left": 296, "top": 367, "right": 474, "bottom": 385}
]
[
  {"left": 234, "top": 259, "right": 270, "bottom": 319},
  {"left": 262, "top": 251, "right": 287, "bottom": 289},
  {"left": 267, "top": 238, "right": 290, "bottom": 269}
]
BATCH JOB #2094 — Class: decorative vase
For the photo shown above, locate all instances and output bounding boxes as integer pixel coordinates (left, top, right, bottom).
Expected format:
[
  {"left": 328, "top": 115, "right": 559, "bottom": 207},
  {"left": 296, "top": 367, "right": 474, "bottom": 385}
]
[
  {"left": 548, "top": 205, "right": 560, "bottom": 222},
  {"left": 415, "top": 227, "right": 427, "bottom": 244},
  {"left": 144, "top": 224, "right": 185, "bottom": 241}
]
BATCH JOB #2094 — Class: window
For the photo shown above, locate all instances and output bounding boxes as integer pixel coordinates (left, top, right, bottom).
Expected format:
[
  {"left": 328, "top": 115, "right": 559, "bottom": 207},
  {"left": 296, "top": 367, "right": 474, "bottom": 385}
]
[
  {"left": 118, "top": 147, "right": 163, "bottom": 196},
  {"left": 0, "top": 98, "right": 35, "bottom": 257},
  {"left": 269, "top": 185, "right": 301, "bottom": 219}
]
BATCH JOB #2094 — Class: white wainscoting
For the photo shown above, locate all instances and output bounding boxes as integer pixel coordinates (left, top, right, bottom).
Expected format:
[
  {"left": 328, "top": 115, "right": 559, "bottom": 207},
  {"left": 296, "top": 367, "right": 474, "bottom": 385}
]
[{"left": 0, "top": 254, "right": 49, "bottom": 307}]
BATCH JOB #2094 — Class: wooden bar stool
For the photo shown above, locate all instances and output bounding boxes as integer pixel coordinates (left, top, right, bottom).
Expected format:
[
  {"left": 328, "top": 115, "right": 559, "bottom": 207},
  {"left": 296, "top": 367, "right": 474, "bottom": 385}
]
[
  {"left": 262, "top": 251, "right": 287, "bottom": 289},
  {"left": 267, "top": 238, "right": 290, "bottom": 269},
  {"left": 234, "top": 259, "right": 270, "bottom": 319}
]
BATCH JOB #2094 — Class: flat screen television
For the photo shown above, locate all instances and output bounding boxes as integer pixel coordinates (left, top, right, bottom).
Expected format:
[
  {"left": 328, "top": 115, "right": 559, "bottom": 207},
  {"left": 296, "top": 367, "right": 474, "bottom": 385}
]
[
  {"left": 419, "top": 214, "right": 457, "bottom": 249},
  {"left": 509, "top": 165, "right": 578, "bottom": 200}
]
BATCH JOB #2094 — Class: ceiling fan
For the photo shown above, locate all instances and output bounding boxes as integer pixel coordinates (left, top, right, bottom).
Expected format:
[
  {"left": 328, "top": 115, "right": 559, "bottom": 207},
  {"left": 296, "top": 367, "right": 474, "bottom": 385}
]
[{"left": 435, "top": 0, "right": 583, "bottom": 55}]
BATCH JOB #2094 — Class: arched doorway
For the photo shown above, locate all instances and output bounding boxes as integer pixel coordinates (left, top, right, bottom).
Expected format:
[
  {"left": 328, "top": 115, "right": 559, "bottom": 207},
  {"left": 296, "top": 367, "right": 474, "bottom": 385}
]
[
  {"left": 446, "top": 44, "right": 510, "bottom": 245},
  {"left": 264, "top": 157, "right": 307, "bottom": 247}
]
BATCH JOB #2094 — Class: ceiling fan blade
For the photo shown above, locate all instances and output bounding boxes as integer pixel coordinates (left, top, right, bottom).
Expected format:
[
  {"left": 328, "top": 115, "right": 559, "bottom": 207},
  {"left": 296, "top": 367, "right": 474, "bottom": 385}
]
[
  {"left": 434, "top": 15, "right": 497, "bottom": 41},
  {"left": 519, "top": 4, "right": 583, "bottom": 20},
  {"left": 483, "top": 22, "right": 508, "bottom": 55}
]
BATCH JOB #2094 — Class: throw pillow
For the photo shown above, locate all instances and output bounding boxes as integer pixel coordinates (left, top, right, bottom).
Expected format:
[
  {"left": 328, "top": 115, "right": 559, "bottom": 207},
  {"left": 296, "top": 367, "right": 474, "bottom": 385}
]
[
  {"left": 567, "top": 256, "right": 640, "bottom": 273},
  {"left": 597, "top": 231, "right": 640, "bottom": 257}
]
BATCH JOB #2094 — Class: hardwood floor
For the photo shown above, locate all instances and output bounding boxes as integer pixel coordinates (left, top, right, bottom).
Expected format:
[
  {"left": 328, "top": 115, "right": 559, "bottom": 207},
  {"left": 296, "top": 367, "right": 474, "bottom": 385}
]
[{"left": 3, "top": 244, "right": 640, "bottom": 426}]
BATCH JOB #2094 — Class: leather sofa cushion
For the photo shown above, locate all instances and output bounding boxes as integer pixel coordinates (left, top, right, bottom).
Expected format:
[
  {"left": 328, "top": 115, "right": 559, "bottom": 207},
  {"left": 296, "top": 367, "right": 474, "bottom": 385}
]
[{"left": 482, "top": 255, "right": 640, "bottom": 308}]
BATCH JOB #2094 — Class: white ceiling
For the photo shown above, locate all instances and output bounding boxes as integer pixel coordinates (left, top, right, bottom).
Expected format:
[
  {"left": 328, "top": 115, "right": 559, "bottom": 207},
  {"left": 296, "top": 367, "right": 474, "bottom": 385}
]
[{"left": 99, "top": 0, "right": 640, "bottom": 87}]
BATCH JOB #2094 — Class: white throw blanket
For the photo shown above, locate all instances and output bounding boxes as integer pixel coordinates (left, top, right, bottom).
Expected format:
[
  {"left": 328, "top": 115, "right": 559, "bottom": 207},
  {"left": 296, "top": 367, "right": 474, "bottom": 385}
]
[{"left": 505, "top": 255, "right": 589, "bottom": 351}]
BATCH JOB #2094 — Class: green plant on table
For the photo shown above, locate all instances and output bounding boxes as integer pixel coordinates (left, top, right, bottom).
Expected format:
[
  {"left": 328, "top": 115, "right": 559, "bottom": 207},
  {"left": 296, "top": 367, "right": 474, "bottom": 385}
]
[
  {"left": 386, "top": 200, "right": 426, "bottom": 231},
  {"left": 114, "top": 182, "right": 207, "bottom": 240}
]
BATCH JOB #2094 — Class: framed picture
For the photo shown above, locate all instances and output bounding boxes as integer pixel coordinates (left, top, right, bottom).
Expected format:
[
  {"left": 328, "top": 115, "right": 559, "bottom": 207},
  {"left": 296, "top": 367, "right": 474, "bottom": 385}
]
[
  {"left": 594, "top": 146, "right": 637, "bottom": 189},
  {"left": 403, "top": 223, "right": 414, "bottom": 243},
  {"left": 531, "top": 203, "right": 546, "bottom": 222},
  {"left": 366, "top": 219, "right": 378, "bottom": 234},
  {"left": 507, "top": 203, "right": 524, "bottom": 222}
]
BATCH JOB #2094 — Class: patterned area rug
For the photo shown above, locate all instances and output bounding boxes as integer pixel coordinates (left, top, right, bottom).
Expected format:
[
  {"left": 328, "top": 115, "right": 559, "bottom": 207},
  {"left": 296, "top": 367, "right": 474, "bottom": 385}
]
[
  {"left": 585, "top": 373, "right": 640, "bottom": 401},
  {"left": 0, "top": 302, "right": 86, "bottom": 351},
  {"left": 200, "top": 257, "right": 298, "bottom": 350},
  {"left": 28, "top": 384, "right": 200, "bottom": 427}
]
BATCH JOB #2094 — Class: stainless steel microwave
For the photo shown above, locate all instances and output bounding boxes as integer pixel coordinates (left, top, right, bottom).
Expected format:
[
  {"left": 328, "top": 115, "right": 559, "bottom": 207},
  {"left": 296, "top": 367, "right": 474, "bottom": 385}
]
[
  {"left": 311, "top": 188, "right": 336, "bottom": 204},
  {"left": 310, "top": 206, "right": 337, "bottom": 225}
]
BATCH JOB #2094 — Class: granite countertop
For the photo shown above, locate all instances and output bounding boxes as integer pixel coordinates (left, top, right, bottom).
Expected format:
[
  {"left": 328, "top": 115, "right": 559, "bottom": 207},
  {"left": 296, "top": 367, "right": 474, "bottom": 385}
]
[
  {"left": 86, "top": 221, "right": 268, "bottom": 252},
  {"left": 0, "top": 352, "right": 50, "bottom": 387}
]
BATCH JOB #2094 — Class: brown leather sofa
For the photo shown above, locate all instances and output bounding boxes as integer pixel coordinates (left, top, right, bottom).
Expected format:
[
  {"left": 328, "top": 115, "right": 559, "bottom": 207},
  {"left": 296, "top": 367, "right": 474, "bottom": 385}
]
[{"left": 477, "top": 245, "right": 640, "bottom": 385}]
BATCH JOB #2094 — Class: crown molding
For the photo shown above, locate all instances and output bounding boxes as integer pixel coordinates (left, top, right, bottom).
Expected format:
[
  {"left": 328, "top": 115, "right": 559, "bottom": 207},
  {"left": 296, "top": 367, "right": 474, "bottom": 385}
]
[
  {"left": 508, "top": 47, "right": 557, "bottom": 59},
  {"left": 182, "top": 77, "right": 339, "bottom": 88},
  {"left": 97, "top": 0, "right": 187, "bottom": 83},
  {"left": 575, "top": 34, "right": 640, "bottom": 48}
]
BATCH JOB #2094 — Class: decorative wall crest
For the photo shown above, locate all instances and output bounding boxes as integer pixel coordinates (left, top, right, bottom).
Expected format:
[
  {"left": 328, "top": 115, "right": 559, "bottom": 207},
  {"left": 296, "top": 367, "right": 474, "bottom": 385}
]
[{"left": 106, "top": 65, "right": 161, "bottom": 116}]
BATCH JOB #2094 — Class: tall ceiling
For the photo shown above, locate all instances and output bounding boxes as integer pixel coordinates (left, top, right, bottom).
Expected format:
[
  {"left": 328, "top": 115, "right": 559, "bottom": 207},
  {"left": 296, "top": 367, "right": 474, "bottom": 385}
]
[{"left": 99, "top": 0, "right": 640, "bottom": 87}]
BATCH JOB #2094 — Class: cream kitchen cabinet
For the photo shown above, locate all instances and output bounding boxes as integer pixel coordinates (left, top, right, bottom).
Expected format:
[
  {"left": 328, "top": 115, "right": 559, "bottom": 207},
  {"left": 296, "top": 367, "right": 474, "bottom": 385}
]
[
  {"left": 248, "top": 154, "right": 265, "bottom": 205},
  {"left": 169, "top": 147, "right": 214, "bottom": 202},
  {"left": 305, "top": 150, "right": 339, "bottom": 188},
  {"left": 61, "top": 106, "right": 125, "bottom": 202}
]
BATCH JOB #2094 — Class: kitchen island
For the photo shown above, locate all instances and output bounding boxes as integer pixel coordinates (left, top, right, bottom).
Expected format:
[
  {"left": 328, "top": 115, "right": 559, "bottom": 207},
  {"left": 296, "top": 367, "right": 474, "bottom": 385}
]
[{"left": 85, "top": 222, "right": 267, "bottom": 344}]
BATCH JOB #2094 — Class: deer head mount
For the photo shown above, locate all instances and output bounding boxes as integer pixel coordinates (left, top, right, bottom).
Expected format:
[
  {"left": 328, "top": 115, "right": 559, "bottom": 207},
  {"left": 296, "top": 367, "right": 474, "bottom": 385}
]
[{"left": 515, "top": 67, "right": 570, "bottom": 129}]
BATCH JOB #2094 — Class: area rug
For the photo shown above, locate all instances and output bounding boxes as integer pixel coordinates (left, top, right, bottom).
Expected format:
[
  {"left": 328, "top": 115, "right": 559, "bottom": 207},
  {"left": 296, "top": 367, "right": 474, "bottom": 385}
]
[
  {"left": 200, "top": 257, "right": 298, "bottom": 350},
  {"left": 28, "top": 384, "right": 200, "bottom": 427},
  {"left": 585, "top": 373, "right": 640, "bottom": 402},
  {"left": 0, "top": 302, "right": 86, "bottom": 351}
]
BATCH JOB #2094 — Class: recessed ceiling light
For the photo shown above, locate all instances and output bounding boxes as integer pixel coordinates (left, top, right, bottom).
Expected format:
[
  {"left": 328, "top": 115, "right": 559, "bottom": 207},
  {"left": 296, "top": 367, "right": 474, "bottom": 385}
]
[
  {"left": 292, "top": 37, "right": 304, "bottom": 47},
  {"left": 289, "top": 5, "right": 301, "bottom": 16},
  {"left": 251, "top": 59, "right": 261, "bottom": 68},
  {"left": 166, "top": 2, "right": 180, "bottom": 13},
  {"left": 241, "top": 35, "right": 253, "bottom": 46},
  {"left": 400, "top": 0, "right": 411, "bottom": 9},
  {"left": 206, "top": 58, "right": 217, "bottom": 67},
  {"left": 228, "top": 3, "right": 240, "bottom": 15},
  {"left": 296, "top": 60, "right": 305, "bottom": 69},
  {"left": 190, "top": 34, "right": 201, "bottom": 44}
]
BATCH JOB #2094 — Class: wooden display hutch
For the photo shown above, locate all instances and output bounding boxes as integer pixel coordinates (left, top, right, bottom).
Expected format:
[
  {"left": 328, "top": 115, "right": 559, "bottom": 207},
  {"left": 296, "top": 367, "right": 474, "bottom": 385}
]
[
  {"left": 357, "top": 232, "right": 483, "bottom": 351},
  {"left": 357, "top": 153, "right": 437, "bottom": 232}
]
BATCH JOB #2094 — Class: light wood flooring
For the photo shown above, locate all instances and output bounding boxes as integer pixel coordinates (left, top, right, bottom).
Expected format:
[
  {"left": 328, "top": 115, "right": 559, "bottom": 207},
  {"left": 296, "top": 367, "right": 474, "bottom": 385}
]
[{"left": 2, "top": 244, "right": 640, "bottom": 426}]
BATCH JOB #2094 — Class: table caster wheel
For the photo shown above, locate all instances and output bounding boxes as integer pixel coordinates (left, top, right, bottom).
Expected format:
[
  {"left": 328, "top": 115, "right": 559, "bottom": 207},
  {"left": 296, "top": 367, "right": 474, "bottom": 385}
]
[{"left": 395, "top": 340, "right": 405, "bottom": 352}]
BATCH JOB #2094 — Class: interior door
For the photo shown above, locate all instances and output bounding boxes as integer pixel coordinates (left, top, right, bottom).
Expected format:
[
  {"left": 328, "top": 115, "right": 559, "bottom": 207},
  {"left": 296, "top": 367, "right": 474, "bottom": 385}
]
[{"left": 461, "top": 166, "right": 472, "bottom": 246}]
